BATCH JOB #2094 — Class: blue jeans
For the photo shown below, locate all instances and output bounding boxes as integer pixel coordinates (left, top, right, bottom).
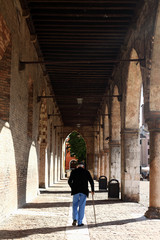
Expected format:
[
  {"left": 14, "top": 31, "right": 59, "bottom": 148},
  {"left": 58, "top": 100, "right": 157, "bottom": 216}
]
[{"left": 72, "top": 193, "right": 87, "bottom": 225}]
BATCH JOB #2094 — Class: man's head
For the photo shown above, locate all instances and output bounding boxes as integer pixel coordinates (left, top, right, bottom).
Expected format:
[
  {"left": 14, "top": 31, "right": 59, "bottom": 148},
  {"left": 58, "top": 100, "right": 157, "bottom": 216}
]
[{"left": 77, "top": 161, "right": 84, "bottom": 168}]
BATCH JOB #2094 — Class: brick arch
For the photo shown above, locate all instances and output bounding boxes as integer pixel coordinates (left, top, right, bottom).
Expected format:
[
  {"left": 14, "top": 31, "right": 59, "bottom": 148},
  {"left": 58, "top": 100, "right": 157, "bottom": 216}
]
[
  {"left": 63, "top": 129, "right": 88, "bottom": 151},
  {"left": 65, "top": 130, "right": 87, "bottom": 149},
  {"left": 111, "top": 85, "right": 121, "bottom": 141},
  {"left": 125, "top": 48, "right": 142, "bottom": 128},
  {"left": 0, "top": 14, "right": 11, "bottom": 122},
  {"left": 64, "top": 130, "right": 87, "bottom": 161}
]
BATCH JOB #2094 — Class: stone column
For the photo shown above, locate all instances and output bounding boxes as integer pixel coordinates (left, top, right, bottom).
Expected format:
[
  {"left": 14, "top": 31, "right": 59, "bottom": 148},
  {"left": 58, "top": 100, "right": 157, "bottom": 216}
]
[
  {"left": 145, "top": 117, "right": 160, "bottom": 218},
  {"left": 94, "top": 153, "right": 98, "bottom": 179},
  {"left": 121, "top": 128, "right": 140, "bottom": 202},
  {"left": 104, "top": 148, "right": 109, "bottom": 181},
  {"left": 102, "top": 151, "right": 105, "bottom": 176},
  {"left": 39, "top": 142, "right": 47, "bottom": 188},
  {"left": 61, "top": 137, "right": 65, "bottom": 179},
  {"left": 97, "top": 153, "right": 101, "bottom": 180},
  {"left": 109, "top": 140, "right": 121, "bottom": 182},
  {"left": 100, "top": 152, "right": 103, "bottom": 176},
  {"left": 57, "top": 133, "right": 61, "bottom": 181},
  {"left": 53, "top": 128, "right": 58, "bottom": 183},
  {"left": 49, "top": 152, "right": 54, "bottom": 186},
  {"left": 53, "top": 128, "right": 56, "bottom": 184},
  {"left": 55, "top": 131, "right": 59, "bottom": 182}
]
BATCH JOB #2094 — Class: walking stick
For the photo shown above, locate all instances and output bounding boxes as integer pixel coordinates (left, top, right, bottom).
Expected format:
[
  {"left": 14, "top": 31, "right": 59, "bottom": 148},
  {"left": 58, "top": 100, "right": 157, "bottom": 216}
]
[{"left": 92, "top": 194, "right": 97, "bottom": 225}]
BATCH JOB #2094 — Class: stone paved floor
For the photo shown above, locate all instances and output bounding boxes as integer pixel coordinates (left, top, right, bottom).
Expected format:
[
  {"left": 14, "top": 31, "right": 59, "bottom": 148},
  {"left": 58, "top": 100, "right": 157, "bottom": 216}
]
[{"left": 0, "top": 179, "right": 160, "bottom": 240}]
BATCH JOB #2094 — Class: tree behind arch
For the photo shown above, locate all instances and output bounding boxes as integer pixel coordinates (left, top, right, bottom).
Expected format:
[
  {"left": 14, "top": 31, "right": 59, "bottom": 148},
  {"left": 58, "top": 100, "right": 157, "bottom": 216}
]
[{"left": 67, "top": 132, "right": 86, "bottom": 162}]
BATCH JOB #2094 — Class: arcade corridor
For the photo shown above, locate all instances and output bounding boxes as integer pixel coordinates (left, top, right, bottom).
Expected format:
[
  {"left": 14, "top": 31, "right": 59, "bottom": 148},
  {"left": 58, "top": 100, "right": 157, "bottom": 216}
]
[{"left": 1, "top": 0, "right": 160, "bottom": 228}]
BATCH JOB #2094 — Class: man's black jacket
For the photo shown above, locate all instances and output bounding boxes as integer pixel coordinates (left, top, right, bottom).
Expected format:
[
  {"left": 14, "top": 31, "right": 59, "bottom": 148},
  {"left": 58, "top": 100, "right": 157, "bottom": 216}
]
[{"left": 68, "top": 167, "right": 94, "bottom": 197}]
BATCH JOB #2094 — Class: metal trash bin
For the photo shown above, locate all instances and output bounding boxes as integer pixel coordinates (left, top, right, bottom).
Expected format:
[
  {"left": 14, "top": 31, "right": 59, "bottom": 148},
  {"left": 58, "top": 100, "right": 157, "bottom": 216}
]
[
  {"left": 108, "top": 179, "right": 119, "bottom": 198},
  {"left": 99, "top": 176, "right": 107, "bottom": 191}
]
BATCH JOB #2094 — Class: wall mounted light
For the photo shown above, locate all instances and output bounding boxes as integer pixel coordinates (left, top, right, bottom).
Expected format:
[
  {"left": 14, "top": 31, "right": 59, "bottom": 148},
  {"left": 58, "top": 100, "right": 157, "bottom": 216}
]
[{"left": 77, "top": 98, "right": 83, "bottom": 104}]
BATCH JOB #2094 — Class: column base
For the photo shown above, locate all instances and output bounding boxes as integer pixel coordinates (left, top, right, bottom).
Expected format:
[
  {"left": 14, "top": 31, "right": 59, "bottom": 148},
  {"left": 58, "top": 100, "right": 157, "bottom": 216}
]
[
  {"left": 39, "top": 182, "right": 45, "bottom": 188},
  {"left": 122, "top": 194, "right": 139, "bottom": 203},
  {"left": 145, "top": 207, "right": 160, "bottom": 219}
]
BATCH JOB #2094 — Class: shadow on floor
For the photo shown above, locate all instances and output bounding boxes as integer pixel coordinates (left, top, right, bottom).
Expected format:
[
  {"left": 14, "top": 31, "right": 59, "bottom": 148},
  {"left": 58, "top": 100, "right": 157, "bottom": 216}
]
[
  {"left": 0, "top": 216, "right": 147, "bottom": 239},
  {"left": 22, "top": 199, "right": 122, "bottom": 209},
  {"left": 40, "top": 190, "right": 71, "bottom": 194},
  {"left": 23, "top": 202, "right": 71, "bottom": 208}
]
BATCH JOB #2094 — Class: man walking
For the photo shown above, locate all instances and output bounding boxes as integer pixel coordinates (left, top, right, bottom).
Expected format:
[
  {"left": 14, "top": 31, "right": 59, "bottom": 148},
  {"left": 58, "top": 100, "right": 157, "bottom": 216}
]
[{"left": 68, "top": 161, "right": 94, "bottom": 226}]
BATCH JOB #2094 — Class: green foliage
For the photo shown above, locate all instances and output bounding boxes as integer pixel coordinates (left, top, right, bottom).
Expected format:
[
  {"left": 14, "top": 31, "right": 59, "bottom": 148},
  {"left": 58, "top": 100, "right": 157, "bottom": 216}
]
[{"left": 67, "top": 131, "right": 86, "bottom": 162}]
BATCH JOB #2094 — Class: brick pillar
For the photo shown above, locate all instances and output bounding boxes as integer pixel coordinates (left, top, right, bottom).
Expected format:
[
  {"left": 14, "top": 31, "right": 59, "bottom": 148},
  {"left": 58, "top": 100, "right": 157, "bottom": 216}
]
[
  {"left": 97, "top": 154, "right": 101, "bottom": 180},
  {"left": 104, "top": 148, "right": 109, "bottom": 181},
  {"left": 57, "top": 134, "right": 61, "bottom": 181},
  {"left": 99, "top": 152, "right": 102, "bottom": 176},
  {"left": 53, "top": 128, "right": 56, "bottom": 183},
  {"left": 39, "top": 143, "right": 47, "bottom": 188},
  {"left": 99, "top": 151, "right": 105, "bottom": 176},
  {"left": 109, "top": 140, "right": 121, "bottom": 182},
  {"left": 121, "top": 129, "right": 140, "bottom": 202},
  {"left": 55, "top": 131, "right": 58, "bottom": 183},
  {"left": 145, "top": 118, "right": 160, "bottom": 218},
  {"left": 94, "top": 154, "right": 98, "bottom": 179}
]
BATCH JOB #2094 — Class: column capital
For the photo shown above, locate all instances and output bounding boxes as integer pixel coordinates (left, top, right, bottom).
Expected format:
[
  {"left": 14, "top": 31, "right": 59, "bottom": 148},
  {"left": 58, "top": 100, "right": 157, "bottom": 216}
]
[
  {"left": 40, "top": 142, "right": 47, "bottom": 148},
  {"left": 109, "top": 140, "right": 120, "bottom": 146},
  {"left": 121, "top": 128, "right": 139, "bottom": 134}
]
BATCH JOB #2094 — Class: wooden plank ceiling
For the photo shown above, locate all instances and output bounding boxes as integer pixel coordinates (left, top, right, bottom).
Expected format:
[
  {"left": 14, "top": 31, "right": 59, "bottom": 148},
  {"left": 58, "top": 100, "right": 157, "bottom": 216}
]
[{"left": 21, "top": 0, "right": 140, "bottom": 127}]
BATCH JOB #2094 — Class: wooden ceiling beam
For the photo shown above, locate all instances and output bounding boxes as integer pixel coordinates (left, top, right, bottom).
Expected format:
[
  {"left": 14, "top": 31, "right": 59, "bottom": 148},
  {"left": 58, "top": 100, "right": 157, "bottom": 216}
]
[
  {"left": 35, "top": 28, "right": 127, "bottom": 32},
  {"left": 30, "top": 12, "right": 133, "bottom": 18},
  {"left": 34, "top": 23, "right": 128, "bottom": 28},
  {"left": 37, "top": 32, "right": 125, "bottom": 36},
  {"left": 22, "top": 0, "right": 140, "bottom": 127},
  {"left": 29, "top": 6, "right": 135, "bottom": 10},
  {"left": 38, "top": 39, "right": 123, "bottom": 44},
  {"left": 33, "top": 18, "right": 131, "bottom": 23},
  {"left": 38, "top": 34, "right": 123, "bottom": 40},
  {"left": 28, "top": 0, "right": 138, "bottom": 3},
  {"left": 40, "top": 45, "right": 120, "bottom": 49}
]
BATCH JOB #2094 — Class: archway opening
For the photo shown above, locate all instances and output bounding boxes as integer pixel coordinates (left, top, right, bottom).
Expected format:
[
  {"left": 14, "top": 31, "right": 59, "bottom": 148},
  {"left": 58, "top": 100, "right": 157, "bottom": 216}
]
[
  {"left": 122, "top": 48, "right": 144, "bottom": 202},
  {"left": 139, "top": 85, "right": 149, "bottom": 206},
  {"left": 26, "top": 141, "right": 38, "bottom": 203},
  {"left": 64, "top": 131, "right": 86, "bottom": 177},
  {"left": 0, "top": 123, "right": 17, "bottom": 221}
]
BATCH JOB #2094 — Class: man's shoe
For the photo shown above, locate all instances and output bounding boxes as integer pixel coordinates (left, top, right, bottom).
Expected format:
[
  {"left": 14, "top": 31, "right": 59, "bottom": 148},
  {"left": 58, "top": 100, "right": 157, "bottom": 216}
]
[
  {"left": 78, "top": 223, "right": 84, "bottom": 227},
  {"left": 72, "top": 220, "right": 77, "bottom": 226}
]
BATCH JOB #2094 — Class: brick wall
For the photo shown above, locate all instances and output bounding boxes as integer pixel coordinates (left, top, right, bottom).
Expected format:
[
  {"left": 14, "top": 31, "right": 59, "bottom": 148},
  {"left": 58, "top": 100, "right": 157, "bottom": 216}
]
[
  {"left": 0, "top": 14, "right": 11, "bottom": 122},
  {"left": 28, "top": 77, "right": 33, "bottom": 138},
  {"left": 0, "top": 0, "right": 51, "bottom": 222}
]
